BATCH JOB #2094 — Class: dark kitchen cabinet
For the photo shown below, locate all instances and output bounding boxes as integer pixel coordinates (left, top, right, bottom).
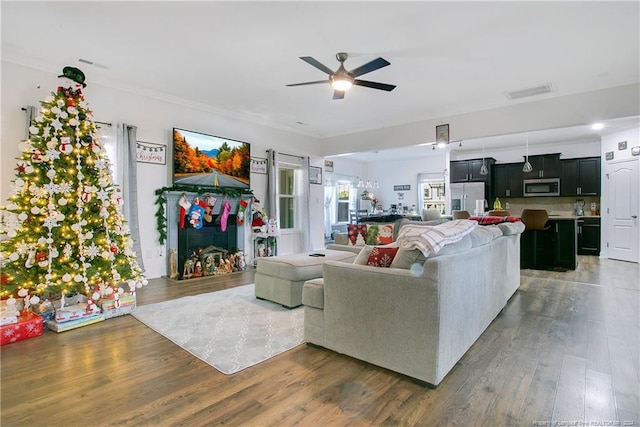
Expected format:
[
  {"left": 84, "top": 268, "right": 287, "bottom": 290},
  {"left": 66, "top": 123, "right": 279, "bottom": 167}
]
[
  {"left": 450, "top": 158, "right": 495, "bottom": 183},
  {"left": 550, "top": 219, "right": 577, "bottom": 270},
  {"left": 577, "top": 217, "right": 601, "bottom": 255},
  {"left": 561, "top": 157, "right": 601, "bottom": 196},
  {"left": 493, "top": 163, "right": 524, "bottom": 198},
  {"left": 522, "top": 154, "right": 561, "bottom": 179}
]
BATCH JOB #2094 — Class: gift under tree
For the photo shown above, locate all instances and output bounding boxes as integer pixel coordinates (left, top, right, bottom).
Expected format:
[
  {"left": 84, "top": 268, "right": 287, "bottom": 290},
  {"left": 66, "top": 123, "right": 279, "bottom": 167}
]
[{"left": 0, "top": 66, "right": 146, "bottom": 304}]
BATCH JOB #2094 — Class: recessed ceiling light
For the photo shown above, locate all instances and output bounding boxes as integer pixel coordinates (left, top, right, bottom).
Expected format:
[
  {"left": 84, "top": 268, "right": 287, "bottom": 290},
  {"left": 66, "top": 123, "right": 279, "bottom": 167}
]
[{"left": 591, "top": 123, "right": 604, "bottom": 130}]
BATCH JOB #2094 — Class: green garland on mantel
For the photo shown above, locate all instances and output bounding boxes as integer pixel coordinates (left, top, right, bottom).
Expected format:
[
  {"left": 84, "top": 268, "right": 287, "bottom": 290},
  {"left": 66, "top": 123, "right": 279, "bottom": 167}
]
[{"left": 154, "top": 185, "right": 254, "bottom": 245}]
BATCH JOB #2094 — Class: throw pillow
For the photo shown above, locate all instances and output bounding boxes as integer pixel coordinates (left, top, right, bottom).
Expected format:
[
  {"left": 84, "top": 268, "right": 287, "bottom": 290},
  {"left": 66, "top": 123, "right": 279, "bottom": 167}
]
[
  {"left": 347, "top": 224, "right": 368, "bottom": 246},
  {"left": 366, "top": 246, "right": 400, "bottom": 268},
  {"left": 365, "top": 223, "right": 394, "bottom": 245}
]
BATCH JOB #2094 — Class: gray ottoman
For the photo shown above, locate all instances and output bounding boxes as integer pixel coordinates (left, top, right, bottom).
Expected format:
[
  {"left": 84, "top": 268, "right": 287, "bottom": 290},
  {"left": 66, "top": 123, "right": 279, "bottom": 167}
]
[{"left": 255, "top": 249, "right": 356, "bottom": 308}]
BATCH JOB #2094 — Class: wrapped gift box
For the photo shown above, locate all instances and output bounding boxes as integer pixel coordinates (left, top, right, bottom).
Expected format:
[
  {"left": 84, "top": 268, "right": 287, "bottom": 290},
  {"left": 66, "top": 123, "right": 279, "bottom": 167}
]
[
  {"left": 46, "top": 314, "right": 105, "bottom": 333},
  {"left": 54, "top": 303, "right": 101, "bottom": 323},
  {"left": 1, "top": 311, "right": 44, "bottom": 345},
  {"left": 98, "top": 294, "right": 136, "bottom": 319}
]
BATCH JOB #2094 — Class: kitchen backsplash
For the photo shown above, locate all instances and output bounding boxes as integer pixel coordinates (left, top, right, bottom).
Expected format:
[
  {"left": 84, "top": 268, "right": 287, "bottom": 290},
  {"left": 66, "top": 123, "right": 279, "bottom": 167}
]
[{"left": 497, "top": 196, "right": 600, "bottom": 217}]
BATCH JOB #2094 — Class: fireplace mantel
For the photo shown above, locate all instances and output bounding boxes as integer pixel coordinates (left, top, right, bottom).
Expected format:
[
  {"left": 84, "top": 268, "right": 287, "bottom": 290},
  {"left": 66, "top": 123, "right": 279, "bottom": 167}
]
[{"left": 164, "top": 191, "right": 252, "bottom": 276}]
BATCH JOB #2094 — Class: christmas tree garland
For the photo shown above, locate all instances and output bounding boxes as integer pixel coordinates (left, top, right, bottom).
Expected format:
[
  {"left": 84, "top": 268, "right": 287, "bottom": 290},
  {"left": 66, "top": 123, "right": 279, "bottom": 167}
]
[{"left": 154, "top": 185, "right": 253, "bottom": 245}]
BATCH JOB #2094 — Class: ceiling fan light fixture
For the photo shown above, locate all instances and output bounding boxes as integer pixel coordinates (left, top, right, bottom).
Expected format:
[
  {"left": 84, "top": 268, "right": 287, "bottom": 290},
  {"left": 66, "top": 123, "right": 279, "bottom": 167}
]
[{"left": 330, "top": 76, "right": 353, "bottom": 91}]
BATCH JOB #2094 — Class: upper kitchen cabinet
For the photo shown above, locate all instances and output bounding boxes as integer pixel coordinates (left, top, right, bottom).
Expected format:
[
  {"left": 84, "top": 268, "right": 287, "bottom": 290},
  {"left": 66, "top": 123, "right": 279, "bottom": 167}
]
[
  {"left": 493, "top": 163, "right": 524, "bottom": 198},
  {"left": 450, "top": 158, "right": 496, "bottom": 183},
  {"left": 522, "top": 154, "right": 561, "bottom": 179},
  {"left": 561, "top": 157, "right": 601, "bottom": 196}
]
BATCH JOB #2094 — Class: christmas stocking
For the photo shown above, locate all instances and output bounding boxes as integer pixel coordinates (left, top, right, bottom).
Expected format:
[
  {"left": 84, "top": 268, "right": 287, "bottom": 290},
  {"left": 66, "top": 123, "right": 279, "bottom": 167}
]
[
  {"left": 237, "top": 199, "right": 248, "bottom": 225},
  {"left": 220, "top": 199, "right": 231, "bottom": 232},
  {"left": 203, "top": 195, "right": 217, "bottom": 223},
  {"left": 178, "top": 195, "right": 192, "bottom": 229},
  {"left": 188, "top": 203, "right": 205, "bottom": 229}
]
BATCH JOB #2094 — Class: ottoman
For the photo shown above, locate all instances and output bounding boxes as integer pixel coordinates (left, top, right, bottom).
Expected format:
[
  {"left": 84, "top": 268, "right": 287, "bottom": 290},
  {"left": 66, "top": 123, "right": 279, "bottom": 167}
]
[{"left": 255, "top": 249, "right": 356, "bottom": 308}]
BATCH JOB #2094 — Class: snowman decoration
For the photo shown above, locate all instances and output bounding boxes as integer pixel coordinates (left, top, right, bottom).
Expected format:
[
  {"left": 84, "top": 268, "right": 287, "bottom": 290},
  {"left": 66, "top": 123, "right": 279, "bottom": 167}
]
[{"left": 57, "top": 66, "right": 86, "bottom": 96}]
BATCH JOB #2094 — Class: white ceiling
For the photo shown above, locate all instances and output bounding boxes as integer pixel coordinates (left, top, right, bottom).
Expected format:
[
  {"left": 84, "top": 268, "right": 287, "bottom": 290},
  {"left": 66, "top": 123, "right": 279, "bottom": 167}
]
[{"left": 2, "top": 1, "right": 639, "bottom": 160}]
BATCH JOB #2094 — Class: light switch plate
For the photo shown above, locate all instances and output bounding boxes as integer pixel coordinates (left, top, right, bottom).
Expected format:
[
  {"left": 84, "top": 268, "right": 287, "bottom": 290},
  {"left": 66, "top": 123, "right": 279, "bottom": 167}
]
[
  {"left": 618, "top": 141, "right": 627, "bottom": 150},
  {"left": 606, "top": 151, "right": 614, "bottom": 160},
  {"left": 632, "top": 146, "right": 640, "bottom": 156}
]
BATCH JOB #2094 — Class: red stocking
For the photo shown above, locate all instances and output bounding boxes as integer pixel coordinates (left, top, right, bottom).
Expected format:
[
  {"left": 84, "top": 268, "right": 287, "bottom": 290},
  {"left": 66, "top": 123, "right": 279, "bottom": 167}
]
[{"left": 178, "top": 195, "right": 192, "bottom": 229}]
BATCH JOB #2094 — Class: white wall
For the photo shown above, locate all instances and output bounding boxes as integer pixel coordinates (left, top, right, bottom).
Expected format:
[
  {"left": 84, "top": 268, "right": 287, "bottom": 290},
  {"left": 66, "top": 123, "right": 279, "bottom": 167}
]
[
  {"left": 319, "top": 84, "right": 640, "bottom": 157},
  {"left": 366, "top": 154, "right": 447, "bottom": 211},
  {"left": 600, "top": 125, "right": 640, "bottom": 260},
  {"left": 1, "top": 62, "right": 325, "bottom": 278}
]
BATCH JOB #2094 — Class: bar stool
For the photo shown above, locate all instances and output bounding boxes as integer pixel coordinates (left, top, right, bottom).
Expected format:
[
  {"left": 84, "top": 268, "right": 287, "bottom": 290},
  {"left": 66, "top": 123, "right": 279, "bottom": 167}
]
[
  {"left": 520, "top": 209, "right": 551, "bottom": 269},
  {"left": 452, "top": 210, "right": 471, "bottom": 219}
]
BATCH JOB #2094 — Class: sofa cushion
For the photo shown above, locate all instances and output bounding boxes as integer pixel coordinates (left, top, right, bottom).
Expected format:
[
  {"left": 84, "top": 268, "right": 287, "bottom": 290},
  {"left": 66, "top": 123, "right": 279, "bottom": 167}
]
[
  {"left": 390, "top": 248, "right": 427, "bottom": 269},
  {"left": 468, "top": 226, "right": 496, "bottom": 247},
  {"left": 366, "top": 246, "right": 399, "bottom": 267},
  {"left": 302, "top": 278, "right": 324, "bottom": 309},
  {"left": 354, "top": 245, "right": 375, "bottom": 265},
  {"left": 497, "top": 221, "right": 525, "bottom": 236},
  {"left": 431, "top": 234, "right": 473, "bottom": 257}
]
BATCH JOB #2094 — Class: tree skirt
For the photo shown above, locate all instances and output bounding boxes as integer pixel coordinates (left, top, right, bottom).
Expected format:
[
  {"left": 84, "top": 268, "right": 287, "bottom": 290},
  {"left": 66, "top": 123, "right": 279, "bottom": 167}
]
[{"left": 132, "top": 284, "right": 304, "bottom": 374}]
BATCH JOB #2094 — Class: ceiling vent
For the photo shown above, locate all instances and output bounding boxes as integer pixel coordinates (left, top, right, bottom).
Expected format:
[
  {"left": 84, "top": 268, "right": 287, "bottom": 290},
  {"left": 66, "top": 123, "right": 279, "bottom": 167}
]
[
  {"left": 505, "top": 83, "right": 553, "bottom": 100},
  {"left": 78, "top": 58, "right": 109, "bottom": 69}
]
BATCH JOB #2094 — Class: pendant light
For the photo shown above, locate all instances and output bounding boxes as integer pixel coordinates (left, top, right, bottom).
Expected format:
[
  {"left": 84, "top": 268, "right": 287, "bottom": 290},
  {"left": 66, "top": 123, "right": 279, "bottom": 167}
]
[
  {"left": 522, "top": 134, "right": 533, "bottom": 173},
  {"left": 479, "top": 144, "right": 488, "bottom": 175}
]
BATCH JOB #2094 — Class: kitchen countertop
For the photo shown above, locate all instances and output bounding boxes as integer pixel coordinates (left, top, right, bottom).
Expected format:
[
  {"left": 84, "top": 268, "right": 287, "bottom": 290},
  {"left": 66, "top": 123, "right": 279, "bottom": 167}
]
[{"left": 546, "top": 214, "right": 601, "bottom": 220}]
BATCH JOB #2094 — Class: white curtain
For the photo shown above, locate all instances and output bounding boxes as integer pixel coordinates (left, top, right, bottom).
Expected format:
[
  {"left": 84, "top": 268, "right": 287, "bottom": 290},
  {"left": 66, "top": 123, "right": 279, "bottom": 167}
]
[
  {"left": 23, "top": 105, "right": 38, "bottom": 138},
  {"left": 266, "top": 149, "right": 312, "bottom": 252},
  {"left": 117, "top": 124, "right": 145, "bottom": 271}
]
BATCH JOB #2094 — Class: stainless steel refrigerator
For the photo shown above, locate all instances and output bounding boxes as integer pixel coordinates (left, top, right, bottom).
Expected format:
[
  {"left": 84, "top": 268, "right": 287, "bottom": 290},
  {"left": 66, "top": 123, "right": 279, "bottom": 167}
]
[{"left": 450, "top": 182, "right": 485, "bottom": 215}]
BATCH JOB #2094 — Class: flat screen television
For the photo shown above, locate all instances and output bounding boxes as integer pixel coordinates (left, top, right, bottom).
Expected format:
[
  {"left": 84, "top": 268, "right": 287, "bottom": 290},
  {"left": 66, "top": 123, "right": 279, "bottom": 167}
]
[{"left": 172, "top": 128, "right": 250, "bottom": 189}]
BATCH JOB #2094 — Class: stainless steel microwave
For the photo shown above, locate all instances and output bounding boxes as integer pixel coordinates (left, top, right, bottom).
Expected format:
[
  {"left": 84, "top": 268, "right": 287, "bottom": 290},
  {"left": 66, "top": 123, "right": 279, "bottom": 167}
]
[{"left": 523, "top": 178, "right": 560, "bottom": 197}]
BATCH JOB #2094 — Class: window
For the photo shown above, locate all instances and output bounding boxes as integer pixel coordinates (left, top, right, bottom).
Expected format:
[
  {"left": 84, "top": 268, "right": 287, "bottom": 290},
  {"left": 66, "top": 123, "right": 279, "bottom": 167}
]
[
  {"left": 278, "top": 166, "right": 298, "bottom": 229},
  {"left": 336, "top": 181, "right": 351, "bottom": 222}
]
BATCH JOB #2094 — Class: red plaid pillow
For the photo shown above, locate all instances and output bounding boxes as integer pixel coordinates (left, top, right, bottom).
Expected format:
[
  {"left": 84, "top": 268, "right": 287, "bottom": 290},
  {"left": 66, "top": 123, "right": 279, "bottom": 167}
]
[{"left": 366, "top": 246, "right": 400, "bottom": 268}]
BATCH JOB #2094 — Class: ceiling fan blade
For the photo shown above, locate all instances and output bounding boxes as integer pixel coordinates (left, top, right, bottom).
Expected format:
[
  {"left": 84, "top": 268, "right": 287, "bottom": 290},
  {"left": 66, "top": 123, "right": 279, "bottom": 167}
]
[
  {"left": 300, "top": 56, "right": 335, "bottom": 75},
  {"left": 333, "top": 90, "right": 345, "bottom": 100},
  {"left": 353, "top": 79, "right": 396, "bottom": 91},
  {"left": 349, "top": 57, "right": 391, "bottom": 77},
  {"left": 286, "top": 80, "right": 328, "bottom": 87}
]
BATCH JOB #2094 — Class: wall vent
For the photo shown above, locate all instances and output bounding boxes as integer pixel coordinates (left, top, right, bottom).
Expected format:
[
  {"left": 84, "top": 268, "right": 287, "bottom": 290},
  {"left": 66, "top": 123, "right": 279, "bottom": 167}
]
[{"left": 505, "top": 84, "right": 553, "bottom": 100}]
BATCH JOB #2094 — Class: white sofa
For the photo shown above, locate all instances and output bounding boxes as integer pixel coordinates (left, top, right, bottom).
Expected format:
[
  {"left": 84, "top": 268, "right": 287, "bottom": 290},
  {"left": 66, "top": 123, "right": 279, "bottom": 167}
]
[{"left": 302, "top": 221, "right": 524, "bottom": 387}]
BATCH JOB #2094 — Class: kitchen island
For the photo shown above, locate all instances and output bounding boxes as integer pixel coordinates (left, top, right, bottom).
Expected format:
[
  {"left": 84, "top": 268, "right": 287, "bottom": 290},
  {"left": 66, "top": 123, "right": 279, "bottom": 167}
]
[{"left": 520, "top": 213, "right": 600, "bottom": 271}]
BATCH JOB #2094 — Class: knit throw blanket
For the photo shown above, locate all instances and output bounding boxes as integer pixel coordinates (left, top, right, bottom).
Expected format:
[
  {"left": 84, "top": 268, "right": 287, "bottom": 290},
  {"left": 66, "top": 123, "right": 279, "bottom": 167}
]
[{"left": 396, "top": 219, "right": 477, "bottom": 256}]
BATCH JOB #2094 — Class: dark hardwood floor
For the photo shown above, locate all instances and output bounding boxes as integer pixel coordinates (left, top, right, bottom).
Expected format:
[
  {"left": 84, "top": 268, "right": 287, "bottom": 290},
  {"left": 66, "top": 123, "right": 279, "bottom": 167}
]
[{"left": 1, "top": 257, "right": 638, "bottom": 426}]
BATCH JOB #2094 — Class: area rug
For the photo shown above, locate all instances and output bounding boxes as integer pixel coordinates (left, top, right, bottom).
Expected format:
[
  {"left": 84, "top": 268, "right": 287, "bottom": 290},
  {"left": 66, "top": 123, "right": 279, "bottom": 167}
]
[{"left": 131, "top": 284, "right": 304, "bottom": 374}]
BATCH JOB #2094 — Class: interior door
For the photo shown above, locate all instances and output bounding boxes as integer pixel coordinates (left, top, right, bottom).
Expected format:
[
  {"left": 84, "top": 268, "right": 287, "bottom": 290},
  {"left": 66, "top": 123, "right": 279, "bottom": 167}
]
[{"left": 607, "top": 159, "right": 639, "bottom": 262}]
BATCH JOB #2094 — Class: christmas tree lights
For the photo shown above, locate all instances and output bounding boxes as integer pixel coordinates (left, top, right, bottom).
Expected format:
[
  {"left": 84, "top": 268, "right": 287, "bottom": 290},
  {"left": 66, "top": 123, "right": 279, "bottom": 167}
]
[{"left": 0, "top": 66, "right": 146, "bottom": 300}]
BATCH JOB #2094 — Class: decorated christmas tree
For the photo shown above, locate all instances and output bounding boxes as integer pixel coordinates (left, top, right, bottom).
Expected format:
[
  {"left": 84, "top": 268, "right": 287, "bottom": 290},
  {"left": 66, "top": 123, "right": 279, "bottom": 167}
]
[{"left": 0, "top": 66, "right": 146, "bottom": 302}]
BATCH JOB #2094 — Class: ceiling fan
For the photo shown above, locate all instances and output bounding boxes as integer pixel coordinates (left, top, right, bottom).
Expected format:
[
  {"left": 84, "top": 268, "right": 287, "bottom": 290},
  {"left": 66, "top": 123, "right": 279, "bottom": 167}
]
[{"left": 286, "top": 52, "right": 396, "bottom": 100}]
